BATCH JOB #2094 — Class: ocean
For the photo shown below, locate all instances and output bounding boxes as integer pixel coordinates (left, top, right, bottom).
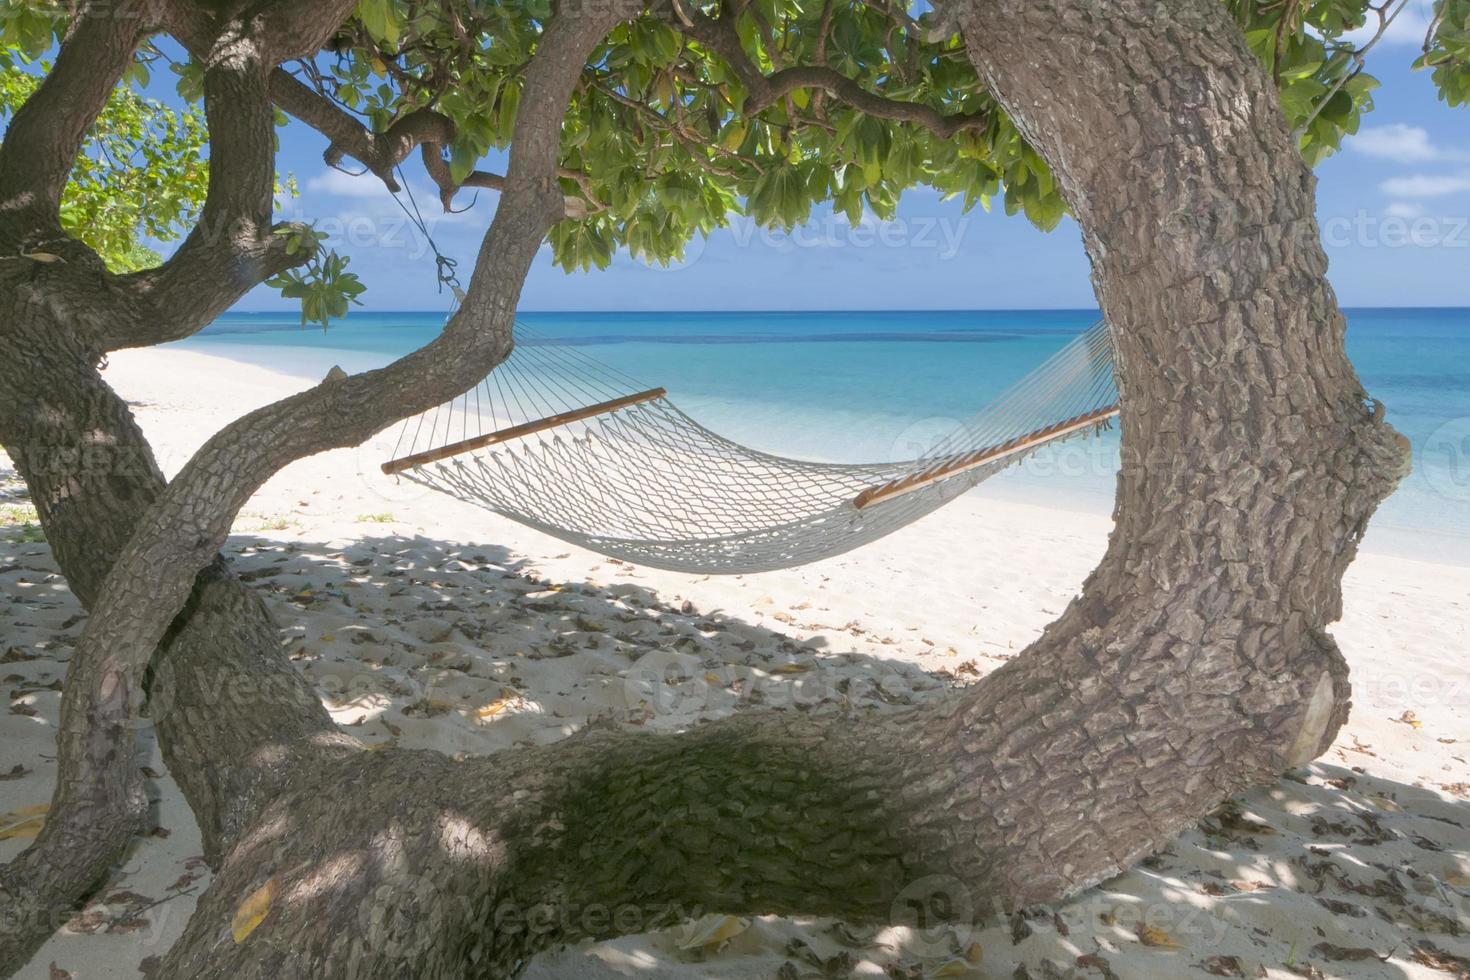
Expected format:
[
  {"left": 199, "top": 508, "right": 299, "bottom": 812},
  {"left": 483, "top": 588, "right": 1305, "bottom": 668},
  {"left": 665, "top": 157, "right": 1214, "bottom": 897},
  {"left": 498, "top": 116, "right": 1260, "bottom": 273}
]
[{"left": 177, "top": 307, "right": 1470, "bottom": 564}]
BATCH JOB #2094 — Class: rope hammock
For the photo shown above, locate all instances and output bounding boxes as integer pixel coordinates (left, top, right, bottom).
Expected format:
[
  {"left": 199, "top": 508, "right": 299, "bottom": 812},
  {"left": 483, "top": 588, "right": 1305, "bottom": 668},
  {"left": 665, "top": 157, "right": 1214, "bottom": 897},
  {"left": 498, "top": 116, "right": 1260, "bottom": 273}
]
[
  {"left": 382, "top": 315, "right": 1119, "bottom": 574},
  {"left": 377, "top": 173, "right": 1118, "bottom": 574}
]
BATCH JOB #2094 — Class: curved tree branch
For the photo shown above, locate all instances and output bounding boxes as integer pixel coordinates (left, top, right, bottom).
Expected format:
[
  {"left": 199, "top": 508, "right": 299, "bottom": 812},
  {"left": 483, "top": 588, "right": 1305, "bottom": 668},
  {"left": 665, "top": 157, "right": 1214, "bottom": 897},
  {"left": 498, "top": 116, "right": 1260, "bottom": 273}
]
[
  {"left": 270, "top": 69, "right": 458, "bottom": 191},
  {"left": 88, "top": 0, "right": 372, "bottom": 353},
  {"left": 270, "top": 74, "right": 595, "bottom": 216},
  {"left": 418, "top": 141, "right": 601, "bottom": 218},
  {"left": 0, "top": 1, "right": 158, "bottom": 250},
  {"left": 752, "top": 63, "right": 988, "bottom": 135},
  {"left": 102, "top": 22, "right": 297, "bottom": 350},
  {"left": 156, "top": 0, "right": 361, "bottom": 65},
  {"left": 0, "top": 4, "right": 635, "bottom": 970},
  {"left": 669, "top": 5, "right": 990, "bottom": 138}
]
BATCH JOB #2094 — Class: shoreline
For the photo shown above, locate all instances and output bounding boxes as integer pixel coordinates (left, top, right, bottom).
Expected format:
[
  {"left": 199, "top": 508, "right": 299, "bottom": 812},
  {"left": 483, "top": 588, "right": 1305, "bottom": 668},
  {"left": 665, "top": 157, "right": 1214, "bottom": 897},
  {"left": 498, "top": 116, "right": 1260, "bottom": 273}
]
[{"left": 2, "top": 342, "right": 1467, "bottom": 979}]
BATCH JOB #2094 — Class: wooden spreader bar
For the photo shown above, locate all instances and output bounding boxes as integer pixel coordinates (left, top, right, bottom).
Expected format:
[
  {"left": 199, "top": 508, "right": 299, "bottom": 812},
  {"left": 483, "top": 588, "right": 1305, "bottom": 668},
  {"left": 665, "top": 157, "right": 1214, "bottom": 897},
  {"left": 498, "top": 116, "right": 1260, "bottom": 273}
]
[
  {"left": 852, "top": 404, "right": 1120, "bottom": 511},
  {"left": 382, "top": 387, "right": 667, "bottom": 475}
]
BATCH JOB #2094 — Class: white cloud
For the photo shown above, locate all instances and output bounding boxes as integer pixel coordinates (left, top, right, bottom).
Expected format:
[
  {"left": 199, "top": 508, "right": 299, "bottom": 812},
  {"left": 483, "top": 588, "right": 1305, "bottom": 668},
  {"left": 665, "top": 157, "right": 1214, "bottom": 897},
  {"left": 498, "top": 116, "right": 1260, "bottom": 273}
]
[
  {"left": 1378, "top": 174, "right": 1470, "bottom": 197},
  {"left": 1343, "top": 0, "right": 1436, "bottom": 47},
  {"left": 1351, "top": 124, "right": 1440, "bottom": 162},
  {"left": 305, "top": 168, "right": 393, "bottom": 198},
  {"left": 1384, "top": 201, "right": 1426, "bottom": 218},
  {"left": 288, "top": 171, "right": 485, "bottom": 230}
]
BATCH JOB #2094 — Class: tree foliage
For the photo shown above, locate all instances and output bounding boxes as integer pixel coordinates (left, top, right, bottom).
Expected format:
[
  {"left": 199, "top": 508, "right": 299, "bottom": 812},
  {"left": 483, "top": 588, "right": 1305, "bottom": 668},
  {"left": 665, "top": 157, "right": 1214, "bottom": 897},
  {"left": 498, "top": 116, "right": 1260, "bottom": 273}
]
[
  {"left": 0, "top": 1, "right": 344, "bottom": 315},
  {"left": 319, "top": 0, "right": 1470, "bottom": 269},
  {"left": 4, "top": 0, "right": 1470, "bottom": 283},
  {"left": 266, "top": 226, "right": 369, "bottom": 326},
  {"left": 0, "top": 17, "right": 208, "bottom": 271},
  {"left": 1417, "top": 0, "right": 1470, "bottom": 104}
]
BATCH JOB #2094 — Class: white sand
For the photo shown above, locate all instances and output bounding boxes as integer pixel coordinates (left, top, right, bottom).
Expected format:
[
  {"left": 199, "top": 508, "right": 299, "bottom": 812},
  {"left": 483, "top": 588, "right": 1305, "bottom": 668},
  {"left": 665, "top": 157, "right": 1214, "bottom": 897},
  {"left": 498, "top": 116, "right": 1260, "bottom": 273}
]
[{"left": 1, "top": 347, "right": 1467, "bottom": 979}]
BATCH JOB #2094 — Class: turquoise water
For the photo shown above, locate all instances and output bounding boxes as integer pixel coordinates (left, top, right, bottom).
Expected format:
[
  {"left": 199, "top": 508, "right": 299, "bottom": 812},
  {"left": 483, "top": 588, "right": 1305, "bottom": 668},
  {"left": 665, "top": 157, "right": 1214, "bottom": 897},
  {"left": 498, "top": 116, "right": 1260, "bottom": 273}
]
[{"left": 178, "top": 307, "right": 1470, "bottom": 562}]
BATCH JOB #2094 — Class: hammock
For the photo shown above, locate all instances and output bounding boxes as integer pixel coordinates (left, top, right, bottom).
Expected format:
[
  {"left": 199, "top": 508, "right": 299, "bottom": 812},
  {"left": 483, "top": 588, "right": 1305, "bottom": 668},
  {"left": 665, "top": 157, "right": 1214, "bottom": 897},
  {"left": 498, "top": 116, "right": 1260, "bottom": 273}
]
[{"left": 381, "top": 318, "right": 1118, "bottom": 574}]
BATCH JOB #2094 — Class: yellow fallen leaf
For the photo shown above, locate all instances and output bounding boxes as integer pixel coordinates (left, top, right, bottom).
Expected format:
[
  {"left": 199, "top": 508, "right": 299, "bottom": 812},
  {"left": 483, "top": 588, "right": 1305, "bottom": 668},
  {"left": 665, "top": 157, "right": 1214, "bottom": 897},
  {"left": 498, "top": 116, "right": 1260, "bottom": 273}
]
[
  {"left": 1136, "top": 925, "right": 1179, "bottom": 948},
  {"left": 0, "top": 804, "right": 48, "bottom": 840},
  {"left": 475, "top": 690, "right": 522, "bottom": 720},
  {"left": 769, "top": 662, "right": 812, "bottom": 675},
  {"left": 1397, "top": 710, "right": 1422, "bottom": 729},
  {"left": 232, "top": 877, "right": 278, "bottom": 943},
  {"left": 928, "top": 957, "right": 980, "bottom": 976},
  {"left": 21, "top": 251, "right": 62, "bottom": 263},
  {"left": 964, "top": 942, "right": 984, "bottom": 964},
  {"left": 676, "top": 914, "right": 748, "bottom": 950},
  {"left": 704, "top": 672, "right": 723, "bottom": 685}
]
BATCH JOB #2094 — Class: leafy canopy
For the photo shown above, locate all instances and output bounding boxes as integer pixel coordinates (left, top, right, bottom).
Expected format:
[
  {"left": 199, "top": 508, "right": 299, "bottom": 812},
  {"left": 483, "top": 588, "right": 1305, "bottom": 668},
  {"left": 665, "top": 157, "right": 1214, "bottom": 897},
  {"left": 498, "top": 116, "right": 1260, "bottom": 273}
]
[
  {"left": 294, "top": 0, "right": 1470, "bottom": 271},
  {"left": 1, "top": 14, "right": 208, "bottom": 272},
  {"left": 3, "top": 0, "right": 1469, "bottom": 310}
]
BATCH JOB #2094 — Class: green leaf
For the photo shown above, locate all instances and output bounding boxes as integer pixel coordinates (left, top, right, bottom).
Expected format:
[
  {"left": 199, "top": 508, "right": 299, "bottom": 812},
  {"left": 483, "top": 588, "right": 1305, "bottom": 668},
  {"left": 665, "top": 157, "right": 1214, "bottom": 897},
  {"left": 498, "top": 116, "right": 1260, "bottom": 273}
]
[{"left": 356, "top": 0, "right": 400, "bottom": 46}]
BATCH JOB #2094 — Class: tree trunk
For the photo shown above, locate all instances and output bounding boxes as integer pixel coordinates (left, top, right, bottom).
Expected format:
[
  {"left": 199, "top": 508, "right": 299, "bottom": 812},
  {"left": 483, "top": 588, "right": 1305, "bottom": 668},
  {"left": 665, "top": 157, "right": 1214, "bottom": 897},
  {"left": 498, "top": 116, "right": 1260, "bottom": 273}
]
[
  {"left": 141, "top": 3, "right": 1409, "bottom": 976},
  {"left": 919, "top": 0, "right": 1414, "bottom": 899},
  {"left": 2, "top": 0, "right": 1411, "bottom": 976},
  {"left": 0, "top": 281, "right": 337, "bottom": 973}
]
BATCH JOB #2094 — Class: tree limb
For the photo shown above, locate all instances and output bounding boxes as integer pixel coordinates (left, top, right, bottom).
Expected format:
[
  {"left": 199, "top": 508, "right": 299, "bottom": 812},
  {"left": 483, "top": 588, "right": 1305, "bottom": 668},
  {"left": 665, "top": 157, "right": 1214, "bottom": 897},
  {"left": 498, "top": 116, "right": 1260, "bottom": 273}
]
[
  {"left": 270, "top": 70, "right": 457, "bottom": 191},
  {"left": 102, "top": 25, "right": 296, "bottom": 350},
  {"left": 670, "top": 6, "right": 990, "bottom": 139},
  {"left": 103, "top": 0, "right": 415, "bottom": 351},
  {"left": 158, "top": 0, "right": 362, "bottom": 65},
  {"left": 0, "top": 3, "right": 635, "bottom": 968},
  {"left": 269, "top": 70, "right": 598, "bottom": 217},
  {"left": 418, "top": 142, "right": 603, "bottom": 218},
  {"left": 0, "top": 1, "right": 157, "bottom": 249}
]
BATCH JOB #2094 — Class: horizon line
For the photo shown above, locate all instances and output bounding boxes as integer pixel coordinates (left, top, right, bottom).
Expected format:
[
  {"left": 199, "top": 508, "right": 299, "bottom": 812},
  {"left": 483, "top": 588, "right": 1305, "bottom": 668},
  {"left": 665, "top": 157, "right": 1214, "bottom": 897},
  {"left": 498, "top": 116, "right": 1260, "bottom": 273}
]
[{"left": 222, "top": 304, "right": 1470, "bottom": 315}]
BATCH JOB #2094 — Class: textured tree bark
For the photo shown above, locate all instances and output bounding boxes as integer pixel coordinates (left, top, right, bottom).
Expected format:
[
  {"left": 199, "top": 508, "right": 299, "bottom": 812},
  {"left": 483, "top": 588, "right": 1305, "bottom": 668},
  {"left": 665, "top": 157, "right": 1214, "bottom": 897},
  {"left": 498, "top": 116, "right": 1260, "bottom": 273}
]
[
  {"left": 941, "top": 0, "right": 1412, "bottom": 896},
  {"left": 0, "top": 3, "right": 391, "bottom": 969},
  {"left": 1, "top": 0, "right": 632, "bottom": 973},
  {"left": 1, "top": 0, "right": 1413, "bottom": 976},
  {"left": 0, "top": 257, "right": 337, "bottom": 974}
]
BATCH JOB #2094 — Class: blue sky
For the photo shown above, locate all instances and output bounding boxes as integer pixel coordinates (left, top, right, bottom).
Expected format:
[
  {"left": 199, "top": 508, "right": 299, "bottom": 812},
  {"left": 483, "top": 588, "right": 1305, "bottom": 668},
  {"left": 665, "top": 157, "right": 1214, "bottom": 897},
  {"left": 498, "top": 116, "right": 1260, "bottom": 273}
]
[{"left": 202, "top": 5, "right": 1470, "bottom": 311}]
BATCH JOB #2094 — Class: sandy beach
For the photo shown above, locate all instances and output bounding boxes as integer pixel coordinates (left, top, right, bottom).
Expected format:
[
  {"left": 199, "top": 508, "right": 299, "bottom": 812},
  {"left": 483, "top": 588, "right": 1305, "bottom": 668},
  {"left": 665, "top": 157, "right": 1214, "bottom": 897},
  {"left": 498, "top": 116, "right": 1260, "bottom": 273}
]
[{"left": 2, "top": 346, "right": 1467, "bottom": 979}]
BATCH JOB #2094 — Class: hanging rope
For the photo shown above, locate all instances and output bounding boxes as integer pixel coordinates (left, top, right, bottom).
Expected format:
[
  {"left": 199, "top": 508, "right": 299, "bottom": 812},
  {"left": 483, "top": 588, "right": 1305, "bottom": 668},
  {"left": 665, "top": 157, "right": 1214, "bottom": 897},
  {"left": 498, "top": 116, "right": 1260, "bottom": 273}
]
[{"left": 391, "top": 165, "right": 465, "bottom": 300}]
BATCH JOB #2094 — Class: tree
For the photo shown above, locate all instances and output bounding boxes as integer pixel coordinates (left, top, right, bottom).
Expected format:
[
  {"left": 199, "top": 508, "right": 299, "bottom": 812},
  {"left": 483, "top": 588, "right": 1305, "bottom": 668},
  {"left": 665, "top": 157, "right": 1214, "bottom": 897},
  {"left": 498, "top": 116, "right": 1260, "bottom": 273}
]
[{"left": 0, "top": 0, "right": 1464, "bottom": 975}]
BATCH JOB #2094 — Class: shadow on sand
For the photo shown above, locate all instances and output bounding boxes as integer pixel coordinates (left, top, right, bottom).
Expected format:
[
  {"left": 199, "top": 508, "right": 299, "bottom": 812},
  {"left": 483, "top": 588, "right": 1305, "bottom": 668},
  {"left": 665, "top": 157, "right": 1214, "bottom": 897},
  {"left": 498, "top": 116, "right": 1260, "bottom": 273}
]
[{"left": 0, "top": 508, "right": 1466, "bottom": 978}]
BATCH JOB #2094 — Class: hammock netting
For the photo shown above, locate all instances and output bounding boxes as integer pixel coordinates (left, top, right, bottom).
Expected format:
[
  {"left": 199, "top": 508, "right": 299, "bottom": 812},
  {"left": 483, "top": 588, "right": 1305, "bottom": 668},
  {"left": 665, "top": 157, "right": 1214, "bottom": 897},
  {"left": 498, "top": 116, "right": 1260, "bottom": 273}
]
[{"left": 384, "top": 319, "right": 1118, "bottom": 574}]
